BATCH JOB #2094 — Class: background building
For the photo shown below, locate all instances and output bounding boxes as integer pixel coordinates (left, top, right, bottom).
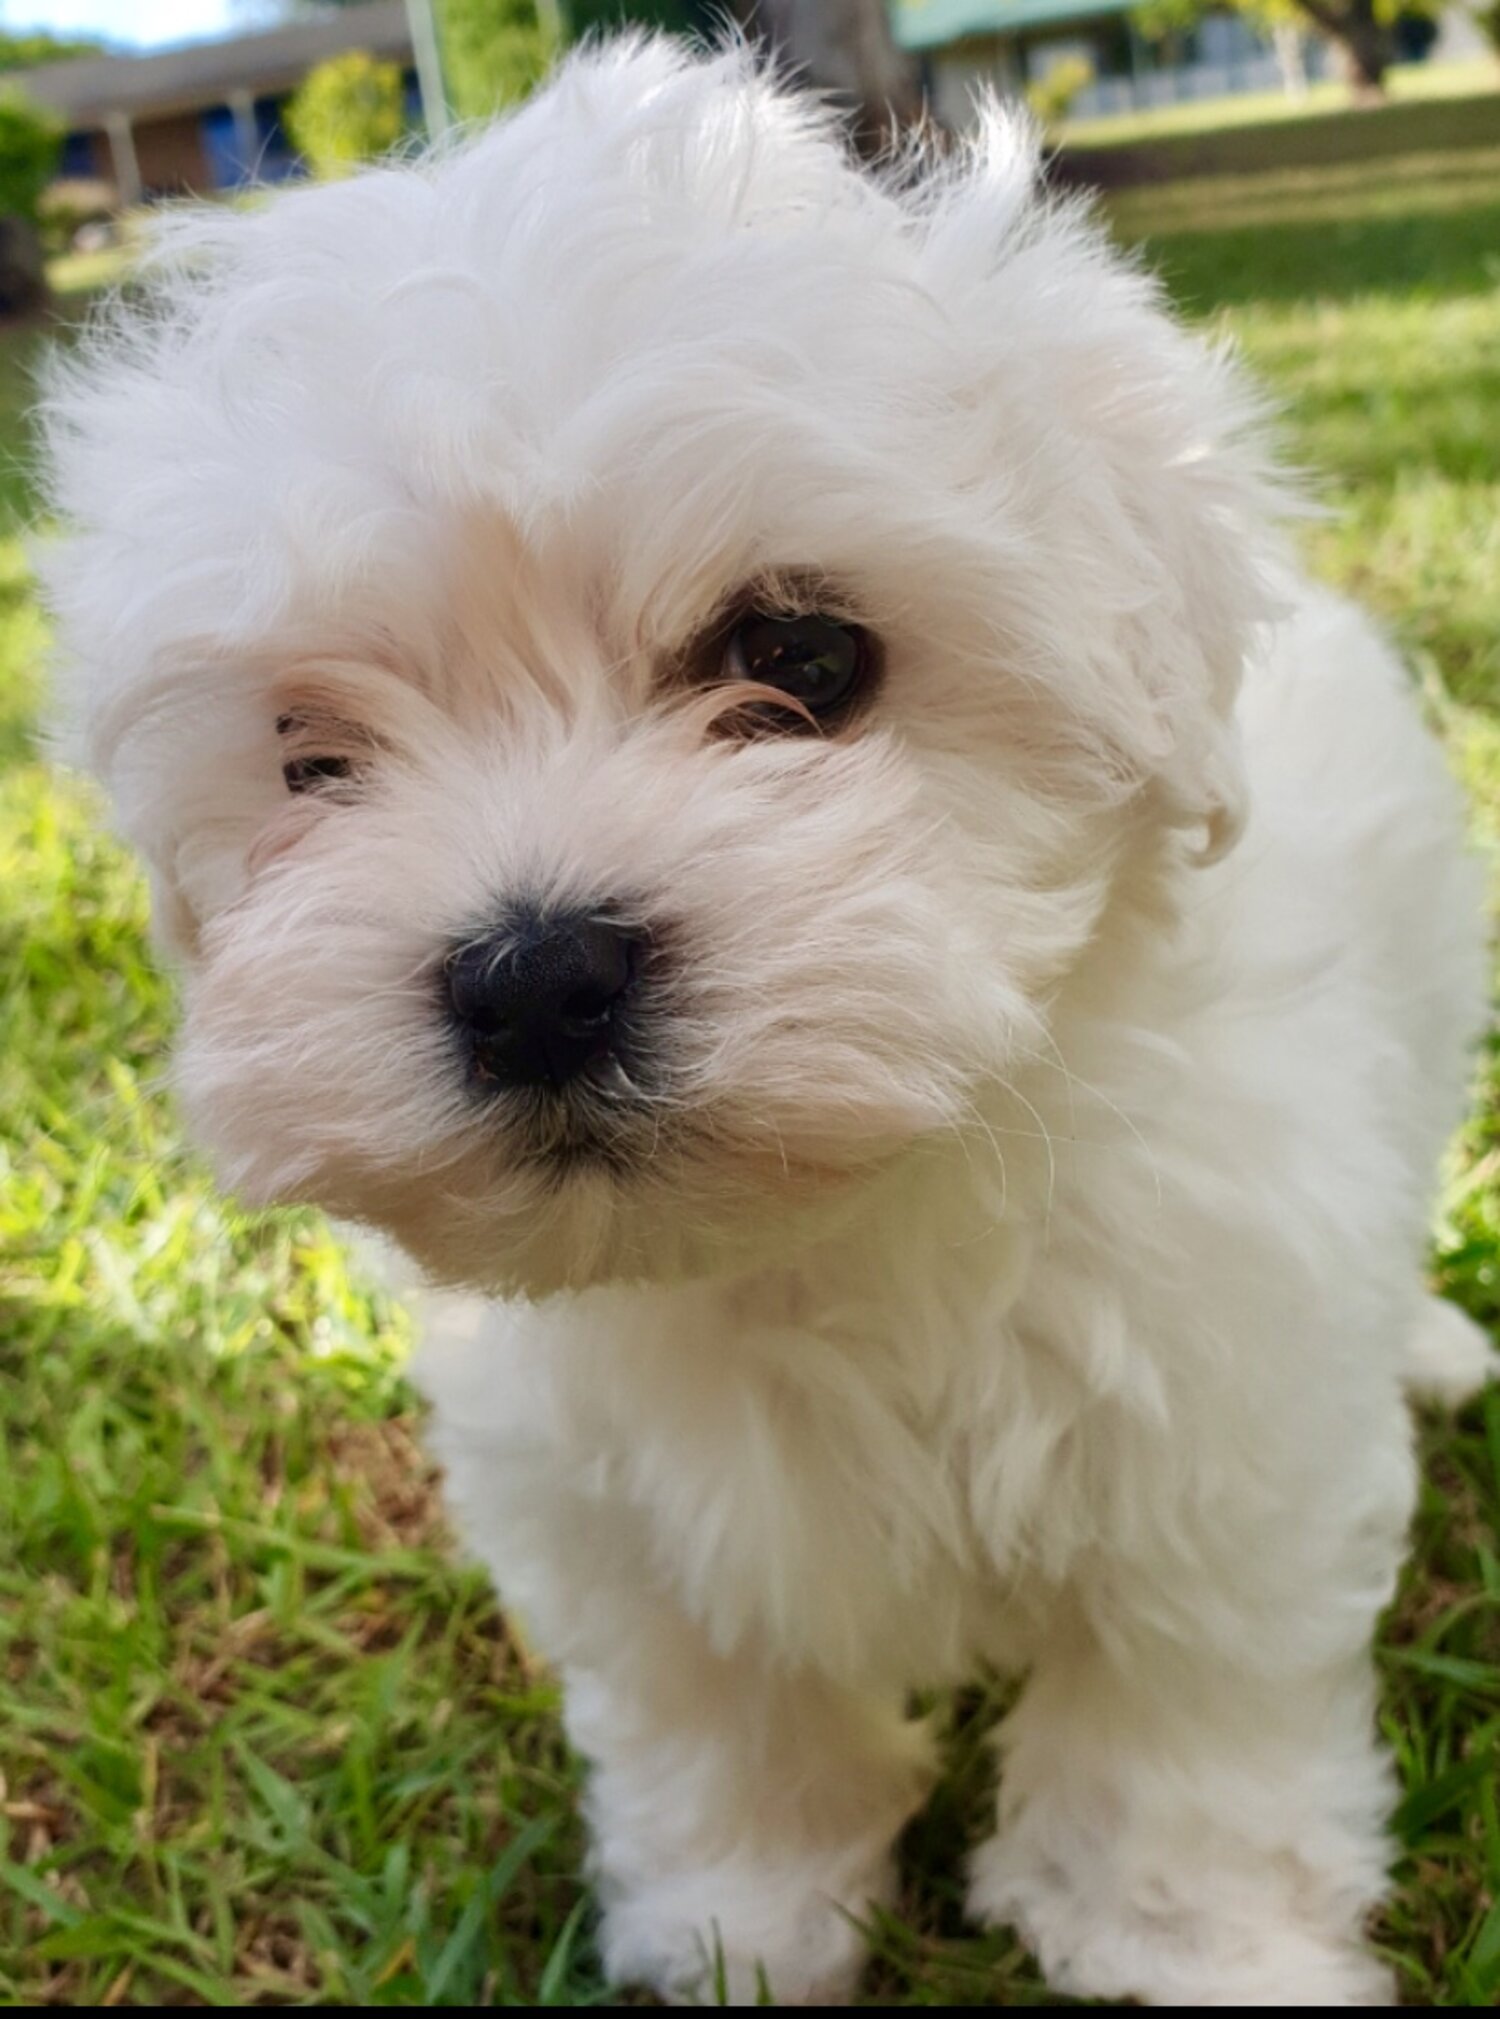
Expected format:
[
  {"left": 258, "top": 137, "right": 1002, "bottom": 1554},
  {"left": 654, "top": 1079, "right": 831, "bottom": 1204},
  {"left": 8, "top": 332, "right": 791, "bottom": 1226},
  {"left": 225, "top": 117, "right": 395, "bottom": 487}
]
[
  {"left": 19, "top": 0, "right": 415, "bottom": 203},
  {"left": 889, "top": 1, "right": 1468, "bottom": 125}
]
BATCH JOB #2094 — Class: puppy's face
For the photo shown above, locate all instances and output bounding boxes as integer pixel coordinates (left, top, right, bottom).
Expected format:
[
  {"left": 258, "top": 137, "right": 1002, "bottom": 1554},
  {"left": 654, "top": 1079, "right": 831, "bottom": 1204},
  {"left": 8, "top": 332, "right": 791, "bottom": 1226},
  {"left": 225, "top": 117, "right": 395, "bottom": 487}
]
[{"left": 44, "top": 45, "right": 1273, "bottom": 1294}]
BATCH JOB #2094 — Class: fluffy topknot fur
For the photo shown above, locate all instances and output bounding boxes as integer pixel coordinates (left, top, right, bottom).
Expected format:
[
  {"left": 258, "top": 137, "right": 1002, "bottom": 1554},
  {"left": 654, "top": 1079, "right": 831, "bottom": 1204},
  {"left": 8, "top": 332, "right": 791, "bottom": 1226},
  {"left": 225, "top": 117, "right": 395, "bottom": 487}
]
[
  {"left": 40, "top": 38, "right": 1490, "bottom": 2006},
  {"left": 45, "top": 38, "right": 1271, "bottom": 920}
]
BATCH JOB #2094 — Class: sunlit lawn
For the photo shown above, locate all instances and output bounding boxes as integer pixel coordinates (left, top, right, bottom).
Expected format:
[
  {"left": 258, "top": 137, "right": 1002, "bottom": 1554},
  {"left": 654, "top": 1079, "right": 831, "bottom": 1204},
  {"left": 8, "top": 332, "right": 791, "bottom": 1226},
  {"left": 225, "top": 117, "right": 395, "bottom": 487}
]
[
  {"left": 2, "top": 143, "right": 1498, "bottom": 2004},
  {"left": 1062, "top": 54, "right": 1499, "bottom": 148}
]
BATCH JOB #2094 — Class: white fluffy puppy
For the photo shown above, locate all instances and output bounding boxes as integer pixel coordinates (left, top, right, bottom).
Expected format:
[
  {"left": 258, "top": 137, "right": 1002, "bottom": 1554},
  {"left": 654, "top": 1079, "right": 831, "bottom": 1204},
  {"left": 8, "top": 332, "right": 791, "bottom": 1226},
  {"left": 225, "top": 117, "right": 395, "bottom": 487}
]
[{"left": 41, "top": 38, "right": 1493, "bottom": 2006}]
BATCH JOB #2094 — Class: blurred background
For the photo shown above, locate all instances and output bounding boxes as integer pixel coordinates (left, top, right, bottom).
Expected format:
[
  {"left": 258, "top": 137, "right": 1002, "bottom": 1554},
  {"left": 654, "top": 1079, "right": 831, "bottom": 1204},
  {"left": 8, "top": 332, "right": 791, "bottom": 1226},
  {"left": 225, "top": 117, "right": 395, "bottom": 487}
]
[{"left": 1, "top": 0, "right": 1497, "bottom": 2005}]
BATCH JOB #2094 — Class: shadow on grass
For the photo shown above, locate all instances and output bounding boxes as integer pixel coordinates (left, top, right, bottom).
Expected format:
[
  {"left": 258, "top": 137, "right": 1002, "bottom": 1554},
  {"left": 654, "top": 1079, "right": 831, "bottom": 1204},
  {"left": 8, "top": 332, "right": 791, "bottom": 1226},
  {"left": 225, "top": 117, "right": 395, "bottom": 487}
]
[{"left": 1143, "top": 201, "right": 1500, "bottom": 312}]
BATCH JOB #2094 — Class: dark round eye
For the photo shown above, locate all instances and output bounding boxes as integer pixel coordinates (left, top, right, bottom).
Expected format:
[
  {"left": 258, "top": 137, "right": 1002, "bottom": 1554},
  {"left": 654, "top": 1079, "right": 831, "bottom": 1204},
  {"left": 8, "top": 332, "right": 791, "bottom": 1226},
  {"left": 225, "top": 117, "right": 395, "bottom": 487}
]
[
  {"left": 282, "top": 753, "right": 352, "bottom": 795},
  {"left": 724, "top": 611, "right": 872, "bottom": 722},
  {"left": 276, "top": 713, "right": 355, "bottom": 795}
]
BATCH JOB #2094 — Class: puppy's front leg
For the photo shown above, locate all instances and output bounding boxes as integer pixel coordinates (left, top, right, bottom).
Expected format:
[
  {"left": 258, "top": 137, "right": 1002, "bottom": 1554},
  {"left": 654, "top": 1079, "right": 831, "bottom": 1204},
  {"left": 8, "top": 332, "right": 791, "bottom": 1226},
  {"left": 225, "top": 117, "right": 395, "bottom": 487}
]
[
  {"left": 968, "top": 1604, "right": 1398, "bottom": 2005},
  {"left": 561, "top": 1598, "right": 933, "bottom": 2005},
  {"left": 420, "top": 1333, "right": 932, "bottom": 2004}
]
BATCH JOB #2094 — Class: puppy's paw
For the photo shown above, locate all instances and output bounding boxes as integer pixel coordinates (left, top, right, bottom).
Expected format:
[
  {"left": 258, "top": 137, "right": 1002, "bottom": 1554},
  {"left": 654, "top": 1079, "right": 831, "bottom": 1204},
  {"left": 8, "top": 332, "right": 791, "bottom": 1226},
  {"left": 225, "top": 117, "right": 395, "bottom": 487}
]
[
  {"left": 1405, "top": 1295, "right": 1497, "bottom": 1409},
  {"left": 968, "top": 1828, "right": 1394, "bottom": 2007},
  {"left": 597, "top": 1847, "right": 886, "bottom": 2006}
]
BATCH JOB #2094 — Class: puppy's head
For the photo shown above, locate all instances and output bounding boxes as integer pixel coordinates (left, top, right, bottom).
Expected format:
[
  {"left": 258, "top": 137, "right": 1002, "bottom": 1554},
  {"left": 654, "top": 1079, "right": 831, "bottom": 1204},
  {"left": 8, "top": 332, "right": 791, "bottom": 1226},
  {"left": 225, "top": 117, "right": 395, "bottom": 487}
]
[{"left": 42, "top": 39, "right": 1278, "bottom": 1294}]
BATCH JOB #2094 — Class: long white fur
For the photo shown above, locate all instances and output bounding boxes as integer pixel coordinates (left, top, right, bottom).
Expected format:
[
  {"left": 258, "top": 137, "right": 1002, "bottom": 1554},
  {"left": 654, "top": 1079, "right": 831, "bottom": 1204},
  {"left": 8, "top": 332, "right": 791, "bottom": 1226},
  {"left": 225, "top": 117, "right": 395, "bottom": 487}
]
[{"left": 41, "top": 37, "right": 1493, "bottom": 2005}]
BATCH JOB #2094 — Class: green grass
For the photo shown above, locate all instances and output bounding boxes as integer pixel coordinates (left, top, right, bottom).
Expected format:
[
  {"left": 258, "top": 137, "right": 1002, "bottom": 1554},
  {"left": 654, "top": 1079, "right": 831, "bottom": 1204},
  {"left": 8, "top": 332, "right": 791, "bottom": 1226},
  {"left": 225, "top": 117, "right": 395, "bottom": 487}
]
[
  {"left": 3, "top": 149, "right": 1500, "bottom": 2005},
  {"left": 1061, "top": 54, "right": 1498, "bottom": 149},
  {"left": 1062, "top": 72, "right": 1500, "bottom": 190}
]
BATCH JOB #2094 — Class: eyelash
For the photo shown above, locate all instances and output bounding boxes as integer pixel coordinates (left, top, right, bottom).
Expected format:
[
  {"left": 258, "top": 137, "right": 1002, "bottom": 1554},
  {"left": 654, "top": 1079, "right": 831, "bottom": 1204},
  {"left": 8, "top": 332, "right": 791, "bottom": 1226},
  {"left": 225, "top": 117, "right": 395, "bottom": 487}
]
[
  {"left": 276, "top": 713, "right": 360, "bottom": 797},
  {"left": 681, "top": 587, "right": 881, "bottom": 735},
  {"left": 282, "top": 753, "right": 353, "bottom": 794}
]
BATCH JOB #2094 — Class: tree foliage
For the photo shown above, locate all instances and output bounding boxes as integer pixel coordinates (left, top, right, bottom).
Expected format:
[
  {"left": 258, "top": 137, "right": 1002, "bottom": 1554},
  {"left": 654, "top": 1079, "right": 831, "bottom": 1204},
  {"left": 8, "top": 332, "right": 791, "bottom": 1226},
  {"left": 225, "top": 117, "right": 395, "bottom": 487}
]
[
  {"left": 438, "top": 0, "right": 559, "bottom": 121},
  {"left": 0, "top": 85, "right": 61, "bottom": 318},
  {"left": 0, "top": 30, "right": 106, "bottom": 71},
  {"left": 1027, "top": 54, "right": 1096, "bottom": 127},
  {"left": 1472, "top": 2, "right": 1500, "bottom": 54},
  {"left": 285, "top": 50, "right": 407, "bottom": 178}
]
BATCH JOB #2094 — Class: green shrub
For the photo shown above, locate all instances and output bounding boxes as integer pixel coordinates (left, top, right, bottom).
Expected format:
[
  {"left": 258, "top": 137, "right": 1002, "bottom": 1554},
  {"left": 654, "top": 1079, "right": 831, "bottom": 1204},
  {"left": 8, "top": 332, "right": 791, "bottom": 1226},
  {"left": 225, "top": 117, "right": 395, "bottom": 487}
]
[
  {"left": 0, "top": 85, "right": 62, "bottom": 224},
  {"left": 1026, "top": 55, "right": 1095, "bottom": 130},
  {"left": 0, "top": 28, "right": 104, "bottom": 68},
  {"left": 439, "top": 0, "right": 558, "bottom": 122},
  {"left": 38, "top": 177, "right": 116, "bottom": 259},
  {"left": 285, "top": 49, "right": 407, "bottom": 180}
]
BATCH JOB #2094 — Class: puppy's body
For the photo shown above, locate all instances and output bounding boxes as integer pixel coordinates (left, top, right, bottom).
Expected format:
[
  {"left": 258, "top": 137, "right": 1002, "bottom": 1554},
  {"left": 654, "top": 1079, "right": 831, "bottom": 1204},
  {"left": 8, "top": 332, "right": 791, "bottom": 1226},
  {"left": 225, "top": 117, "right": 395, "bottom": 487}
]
[
  {"left": 41, "top": 39, "right": 1489, "bottom": 2005},
  {"left": 419, "top": 584, "right": 1484, "bottom": 2005}
]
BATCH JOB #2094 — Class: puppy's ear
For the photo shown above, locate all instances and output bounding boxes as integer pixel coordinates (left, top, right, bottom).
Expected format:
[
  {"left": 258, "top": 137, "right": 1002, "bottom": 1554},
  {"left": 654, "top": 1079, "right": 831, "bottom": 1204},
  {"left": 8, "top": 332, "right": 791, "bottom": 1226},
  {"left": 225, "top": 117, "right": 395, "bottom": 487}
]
[
  {"left": 38, "top": 615, "right": 281, "bottom": 959},
  {"left": 910, "top": 109, "right": 1286, "bottom": 861}
]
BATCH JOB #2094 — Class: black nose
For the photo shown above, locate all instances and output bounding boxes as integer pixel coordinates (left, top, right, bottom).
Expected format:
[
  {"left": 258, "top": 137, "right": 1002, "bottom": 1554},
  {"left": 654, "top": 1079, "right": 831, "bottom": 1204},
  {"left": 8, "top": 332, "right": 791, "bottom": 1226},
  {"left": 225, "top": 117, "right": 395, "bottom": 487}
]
[{"left": 445, "top": 910, "right": 642, "bottom": 1091}]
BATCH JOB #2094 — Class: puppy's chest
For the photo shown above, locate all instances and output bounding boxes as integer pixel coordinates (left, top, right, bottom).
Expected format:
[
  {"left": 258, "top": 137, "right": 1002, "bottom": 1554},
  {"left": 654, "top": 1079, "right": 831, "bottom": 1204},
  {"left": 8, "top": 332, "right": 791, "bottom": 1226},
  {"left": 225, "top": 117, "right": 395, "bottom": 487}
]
[{"left": 574, "top": 1320, "right": 1055, "bottom": 1687}]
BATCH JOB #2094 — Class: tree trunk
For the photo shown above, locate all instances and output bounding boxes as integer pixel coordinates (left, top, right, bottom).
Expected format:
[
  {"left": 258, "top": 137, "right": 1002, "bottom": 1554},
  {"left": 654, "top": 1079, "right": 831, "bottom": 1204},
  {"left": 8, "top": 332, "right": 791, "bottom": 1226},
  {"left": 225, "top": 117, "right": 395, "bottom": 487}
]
[
  {"left": 747, "top": 0, "right": 924, "bottom": 156},
  {"left": 1337, "top": 12, "right": 1393, "bottom": 98},
  {"left": 0, "top": 217, "right": 48, "bottom": 321},
  {"left": 1294, "top": 0, "right": 1393, "bottom": 100}
]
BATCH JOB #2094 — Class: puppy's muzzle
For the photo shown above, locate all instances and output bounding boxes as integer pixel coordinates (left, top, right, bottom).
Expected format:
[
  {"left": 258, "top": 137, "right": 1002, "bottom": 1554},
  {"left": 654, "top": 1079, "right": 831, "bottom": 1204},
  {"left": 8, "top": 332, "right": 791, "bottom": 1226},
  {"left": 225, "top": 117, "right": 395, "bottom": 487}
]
[{"left": 445, "top": 908, "right": 644, "bottom": 1093}]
